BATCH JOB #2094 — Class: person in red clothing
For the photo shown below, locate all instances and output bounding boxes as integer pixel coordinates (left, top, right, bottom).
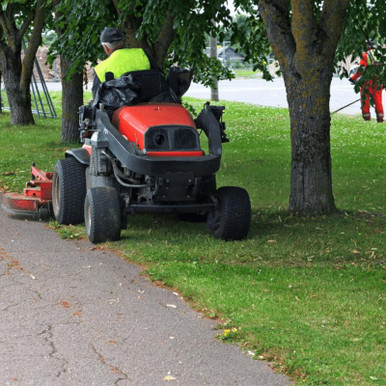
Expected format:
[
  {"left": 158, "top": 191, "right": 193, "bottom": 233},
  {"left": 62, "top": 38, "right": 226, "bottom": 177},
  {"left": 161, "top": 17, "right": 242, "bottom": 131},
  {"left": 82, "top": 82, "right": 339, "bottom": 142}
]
[{"left": 350, "top": 40, "right": 383, "bottom": 123}]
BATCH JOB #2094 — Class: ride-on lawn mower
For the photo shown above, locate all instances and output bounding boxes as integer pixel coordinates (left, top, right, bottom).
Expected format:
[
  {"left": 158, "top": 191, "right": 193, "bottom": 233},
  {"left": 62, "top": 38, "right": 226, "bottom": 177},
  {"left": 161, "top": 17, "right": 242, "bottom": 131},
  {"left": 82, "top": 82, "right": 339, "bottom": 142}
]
[{"left": 2, "top": 69, "right": 251, "bottom": 243}]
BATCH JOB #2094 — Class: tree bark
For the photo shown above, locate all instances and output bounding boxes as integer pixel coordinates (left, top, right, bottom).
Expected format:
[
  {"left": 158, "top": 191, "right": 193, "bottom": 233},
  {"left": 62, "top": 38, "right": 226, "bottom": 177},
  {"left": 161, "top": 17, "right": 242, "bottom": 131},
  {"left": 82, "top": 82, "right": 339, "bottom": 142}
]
[
  {"left": 60, "top": 55, "right": 84, "bottom": 142},
  {"left": 259, "top": 0, "right": 349, "bottom": 215},
  {"left": 0, "top": 0, "right": 46, "bottom": 125},
  {"left": 2, "top": 47, "right": 35, "bottom": 125},
  {"left": 210, "top": 33, "right": 219, "bottom": 101},
  {"left": 113, "top": 2, "right": 175, "bottom": 70},
  {"left": 0, "top": 66, "right": 2, "bottom": 115},
  {"left": 284, "top": 64, "right": 335, "bottom": 214}
]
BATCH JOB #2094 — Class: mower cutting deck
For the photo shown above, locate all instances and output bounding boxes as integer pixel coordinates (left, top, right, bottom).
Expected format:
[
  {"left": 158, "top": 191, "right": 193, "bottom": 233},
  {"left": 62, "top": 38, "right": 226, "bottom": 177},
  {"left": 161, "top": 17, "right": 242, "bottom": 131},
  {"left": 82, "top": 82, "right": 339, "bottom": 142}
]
[{"left": 1, "top": 164, "right": 52, "bottom": 220}]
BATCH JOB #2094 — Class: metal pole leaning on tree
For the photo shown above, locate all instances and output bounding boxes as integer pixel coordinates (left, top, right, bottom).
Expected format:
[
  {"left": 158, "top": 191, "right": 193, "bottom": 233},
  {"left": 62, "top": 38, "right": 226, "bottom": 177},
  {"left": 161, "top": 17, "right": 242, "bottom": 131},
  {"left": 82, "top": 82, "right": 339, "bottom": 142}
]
[{"left": 331, "top": 98, "right": 361, "bottom": 115}]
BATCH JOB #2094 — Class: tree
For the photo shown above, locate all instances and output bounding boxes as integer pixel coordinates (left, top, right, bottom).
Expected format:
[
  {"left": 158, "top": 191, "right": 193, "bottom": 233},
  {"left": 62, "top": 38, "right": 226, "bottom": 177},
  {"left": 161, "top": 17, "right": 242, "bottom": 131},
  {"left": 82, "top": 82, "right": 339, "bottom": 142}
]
[
  {"left": 51, "top": 0, "right": 85, "bottom": 142},
  {"left": 209, "top": 32, "right": 219, "bottom": 101},
  {"left": 260, "top": 1, "right": 349, "bottom": 215},
  {"left": 232, "top": 0, "right": 385, "bottom": 215},
  {"left": 0, "top": 0, "right": 47, "bottom": 125},
  {"left": 53, "top": 0, "right": 233, "bottom": 76}
]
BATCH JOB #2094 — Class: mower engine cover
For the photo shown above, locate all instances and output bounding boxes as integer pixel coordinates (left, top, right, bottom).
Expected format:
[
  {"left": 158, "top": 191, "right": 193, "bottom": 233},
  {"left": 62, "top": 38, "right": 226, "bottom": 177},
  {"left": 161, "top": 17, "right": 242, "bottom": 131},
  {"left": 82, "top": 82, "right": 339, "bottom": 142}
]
[{"left": 112, "top": 103, "right": 204, "bottom": 157}]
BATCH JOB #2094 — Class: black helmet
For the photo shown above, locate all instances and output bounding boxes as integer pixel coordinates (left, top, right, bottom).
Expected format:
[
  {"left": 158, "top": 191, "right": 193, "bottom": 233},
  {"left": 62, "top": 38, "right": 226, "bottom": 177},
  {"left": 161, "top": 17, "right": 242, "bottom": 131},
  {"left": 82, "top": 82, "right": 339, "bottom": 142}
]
[{"left": 100, "top": 27, "right": 122, "bottom": 44}]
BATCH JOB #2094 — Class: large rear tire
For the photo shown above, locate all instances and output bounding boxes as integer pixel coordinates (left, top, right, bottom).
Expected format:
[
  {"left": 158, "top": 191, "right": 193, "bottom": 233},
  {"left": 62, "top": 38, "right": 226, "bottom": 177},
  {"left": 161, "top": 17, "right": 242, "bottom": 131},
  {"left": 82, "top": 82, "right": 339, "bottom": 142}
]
[
  {"left": 52, "top": 158, "right": 87, "bottom": 225},
  {"left": 84, "top": 187, "right": 121, "bottom": 244},
  {"left": 207, "top": 187, "right": 251, "bottom": 241}
]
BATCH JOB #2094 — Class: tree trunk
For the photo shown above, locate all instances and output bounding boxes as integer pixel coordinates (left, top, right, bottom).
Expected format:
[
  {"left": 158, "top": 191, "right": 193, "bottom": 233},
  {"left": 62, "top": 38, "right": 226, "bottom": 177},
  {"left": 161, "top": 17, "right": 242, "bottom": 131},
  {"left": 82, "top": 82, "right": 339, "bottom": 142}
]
[
  {"left": 60, "top": 55, "right": 84, "bottom": 143},
  {"left": 258, "top": 0, "right": 349, "bottom": 215},
  {"left": 0, "top": 69, "right": 2, "bottom": 115},
  {"left": 2, "top": 48, "right": 35, "bottom": 125},
  {"left": 284, "top": 64, "right": 336, "bottom": 215},
  {"left": 209, "top": 33, "right": 219, "bottom": 101}
]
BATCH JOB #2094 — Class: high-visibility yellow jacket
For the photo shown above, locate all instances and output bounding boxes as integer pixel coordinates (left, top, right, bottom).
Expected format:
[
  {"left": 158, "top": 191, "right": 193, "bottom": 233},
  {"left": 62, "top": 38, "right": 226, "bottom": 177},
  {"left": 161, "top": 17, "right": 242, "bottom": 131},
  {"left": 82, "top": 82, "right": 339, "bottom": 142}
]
[{"left": 94, "top": 48, "right": 151, "bottom": 82}]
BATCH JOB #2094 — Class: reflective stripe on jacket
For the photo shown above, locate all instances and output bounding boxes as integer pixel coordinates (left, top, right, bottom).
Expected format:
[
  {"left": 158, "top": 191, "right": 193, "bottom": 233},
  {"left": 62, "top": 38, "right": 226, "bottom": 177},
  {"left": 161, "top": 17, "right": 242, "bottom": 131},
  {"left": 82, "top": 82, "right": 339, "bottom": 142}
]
[
  {"left": 366, "top": 50, "right": 379, "bottom": 66},
  {"left": 94, "top": 48, "right": 151, "bottom": 82}
]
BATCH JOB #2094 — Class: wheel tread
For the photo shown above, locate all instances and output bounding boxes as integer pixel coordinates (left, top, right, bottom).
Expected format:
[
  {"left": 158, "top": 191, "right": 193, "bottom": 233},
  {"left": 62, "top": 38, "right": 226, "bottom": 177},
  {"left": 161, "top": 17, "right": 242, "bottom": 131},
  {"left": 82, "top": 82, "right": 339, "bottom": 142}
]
[{"left": 53, "top": 158, "right": 87, "bottom": 225}]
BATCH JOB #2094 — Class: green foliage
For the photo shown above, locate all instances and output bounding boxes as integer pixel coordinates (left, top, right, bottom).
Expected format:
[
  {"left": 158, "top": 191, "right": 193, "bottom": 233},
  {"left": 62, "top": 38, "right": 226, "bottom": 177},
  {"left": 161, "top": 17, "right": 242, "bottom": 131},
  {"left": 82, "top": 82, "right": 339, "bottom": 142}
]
[
  {"left": 49, "top": 0, "right": 116, "bottom": 70},
  {"left": 42, "top": 29, "right": 57, "bottom": 46},
  {"left": 48, "top": 0, "right": 385, "bottom": 86},
  {"left": 49, "top": 0, "right": 234, "bottom": 85}
]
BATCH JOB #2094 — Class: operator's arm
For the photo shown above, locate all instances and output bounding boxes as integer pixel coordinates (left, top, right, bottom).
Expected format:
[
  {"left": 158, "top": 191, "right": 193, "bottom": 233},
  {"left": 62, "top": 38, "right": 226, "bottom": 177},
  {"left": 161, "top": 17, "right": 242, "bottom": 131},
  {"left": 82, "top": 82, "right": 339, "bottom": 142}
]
[
  {"left": 350, "top": 53, "right": 368, "bottom": 82},
  {"left": 92, "top": 71, "right": 101, "bottom": 99}
]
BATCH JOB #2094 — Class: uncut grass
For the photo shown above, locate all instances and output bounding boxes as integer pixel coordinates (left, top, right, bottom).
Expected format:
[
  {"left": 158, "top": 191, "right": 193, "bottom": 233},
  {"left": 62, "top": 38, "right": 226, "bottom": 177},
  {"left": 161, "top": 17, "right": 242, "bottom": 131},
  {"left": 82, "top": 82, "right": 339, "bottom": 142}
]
[
  {"left": 146, "top": 263, "right": 384, "bottom": 384},
  {"left": 0, "top": 91, "right": 81, "bottom": 192},
  {"left": 0, "top": 97, "right": 384, "bottom": 383}
]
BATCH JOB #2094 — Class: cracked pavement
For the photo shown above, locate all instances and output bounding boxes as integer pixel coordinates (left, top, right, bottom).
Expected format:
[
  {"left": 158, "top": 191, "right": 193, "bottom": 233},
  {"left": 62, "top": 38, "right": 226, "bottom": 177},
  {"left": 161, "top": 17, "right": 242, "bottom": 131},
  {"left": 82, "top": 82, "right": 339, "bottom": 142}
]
[{"left": 0, "top": 206, "right": 289, "bottom": 385}]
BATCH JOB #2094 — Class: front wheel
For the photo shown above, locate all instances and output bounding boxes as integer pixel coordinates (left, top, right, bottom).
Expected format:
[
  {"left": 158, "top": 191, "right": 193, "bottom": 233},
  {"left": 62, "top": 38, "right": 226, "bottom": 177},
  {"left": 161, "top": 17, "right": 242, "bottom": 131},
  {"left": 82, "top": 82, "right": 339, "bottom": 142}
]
[
  {"left": 84, "top": 187, "right": 121, "bottom": 244},
  {"left": 207, "top": 187, "right": 251, "bottom": 241},
  {"left": 52, "top": 157, "right": 87, "bottom": 225}
]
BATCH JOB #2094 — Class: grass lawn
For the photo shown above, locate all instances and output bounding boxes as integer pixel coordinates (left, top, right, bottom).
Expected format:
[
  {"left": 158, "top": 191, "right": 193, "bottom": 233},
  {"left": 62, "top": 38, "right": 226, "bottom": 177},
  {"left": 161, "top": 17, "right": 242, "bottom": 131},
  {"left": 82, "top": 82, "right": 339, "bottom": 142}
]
[
  {"left": 0, "top": 96, "right": 384, "bottom": 384},
  {"left": 233, "top": 69, "right": 262, "bottom": 78}
]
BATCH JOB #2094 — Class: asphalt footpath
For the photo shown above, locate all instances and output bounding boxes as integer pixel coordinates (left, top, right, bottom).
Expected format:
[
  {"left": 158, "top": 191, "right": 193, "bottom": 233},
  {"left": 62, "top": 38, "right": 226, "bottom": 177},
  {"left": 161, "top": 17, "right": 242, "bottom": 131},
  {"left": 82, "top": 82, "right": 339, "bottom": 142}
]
[{"left": 0, "top": 202, "right": 290, "bottom": 385}]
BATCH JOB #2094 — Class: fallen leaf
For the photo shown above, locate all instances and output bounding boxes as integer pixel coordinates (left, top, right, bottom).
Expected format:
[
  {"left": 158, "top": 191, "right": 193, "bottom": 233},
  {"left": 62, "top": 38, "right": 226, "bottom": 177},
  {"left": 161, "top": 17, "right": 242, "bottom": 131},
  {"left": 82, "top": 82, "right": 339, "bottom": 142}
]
[
  {"left": 163, "top": 375, "right": 176, "bottom": 381},
  {"left": 267, "top": 240, "right": 277, "bottom": 243}
]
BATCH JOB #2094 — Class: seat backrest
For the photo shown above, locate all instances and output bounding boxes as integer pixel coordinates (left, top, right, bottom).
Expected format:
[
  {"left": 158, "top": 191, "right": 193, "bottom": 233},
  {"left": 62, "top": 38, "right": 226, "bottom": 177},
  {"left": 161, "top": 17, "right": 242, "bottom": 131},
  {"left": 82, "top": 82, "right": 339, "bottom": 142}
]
[
  {"left": 124, "top": 69, "right": 170, "bottom": 102},
  {"left": 93, "top": 69, "right": 180, "bottom": 110}
]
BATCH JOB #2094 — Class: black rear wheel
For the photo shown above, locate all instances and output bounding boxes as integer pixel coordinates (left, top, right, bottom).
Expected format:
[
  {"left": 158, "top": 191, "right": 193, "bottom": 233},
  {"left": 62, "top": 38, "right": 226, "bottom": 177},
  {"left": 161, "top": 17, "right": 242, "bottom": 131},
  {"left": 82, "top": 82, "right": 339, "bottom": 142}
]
[
  {"left": 84, "top": 187, "right": 121, "bottom": 244},
  {"left": 207, "top": 186, "right": 251, "bottom": 241},
  {"left": 52, "top": 158, "right": 87, "bottom": 225}
]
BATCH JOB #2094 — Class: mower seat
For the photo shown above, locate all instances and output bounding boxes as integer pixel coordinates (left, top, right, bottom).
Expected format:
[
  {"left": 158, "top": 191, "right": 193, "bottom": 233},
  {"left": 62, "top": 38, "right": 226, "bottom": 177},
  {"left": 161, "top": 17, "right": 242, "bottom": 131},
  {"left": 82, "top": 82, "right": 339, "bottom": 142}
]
[{"left": 93, "top": 69, "right": 178, "bottom": 112}]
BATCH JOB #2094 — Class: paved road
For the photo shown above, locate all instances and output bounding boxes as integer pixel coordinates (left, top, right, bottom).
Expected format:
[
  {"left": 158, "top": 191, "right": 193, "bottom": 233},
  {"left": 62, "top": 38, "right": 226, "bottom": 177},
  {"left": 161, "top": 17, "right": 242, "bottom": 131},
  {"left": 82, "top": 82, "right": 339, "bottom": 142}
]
[
  {"left": 185, "top": 77, "right": 365, "bottom": 116},
  {"left": 0, "top": 205, "right": 289, "bottom": 385}
]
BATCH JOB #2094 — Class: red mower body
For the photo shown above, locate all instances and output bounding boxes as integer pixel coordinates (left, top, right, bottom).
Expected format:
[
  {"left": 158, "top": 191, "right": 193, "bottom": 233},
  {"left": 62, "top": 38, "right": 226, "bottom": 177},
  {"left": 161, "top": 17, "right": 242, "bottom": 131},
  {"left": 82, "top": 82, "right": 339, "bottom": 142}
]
[
  {"left": 1, "top": 165, "right": 52, "bottom": 218},
  {"left": 112, "top": 104, "right": 204, "bottom": 157}
]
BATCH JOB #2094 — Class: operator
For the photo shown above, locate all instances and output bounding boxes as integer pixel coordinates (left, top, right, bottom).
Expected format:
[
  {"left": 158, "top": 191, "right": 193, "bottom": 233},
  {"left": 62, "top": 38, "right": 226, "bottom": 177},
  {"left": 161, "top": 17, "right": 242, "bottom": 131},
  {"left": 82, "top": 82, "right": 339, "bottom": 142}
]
[
  {"left": 91, "top": 27, "right": 158, "bottom": 100},
  {"left": 349, "top": 40, "right": 384, "bottom": 123}
]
